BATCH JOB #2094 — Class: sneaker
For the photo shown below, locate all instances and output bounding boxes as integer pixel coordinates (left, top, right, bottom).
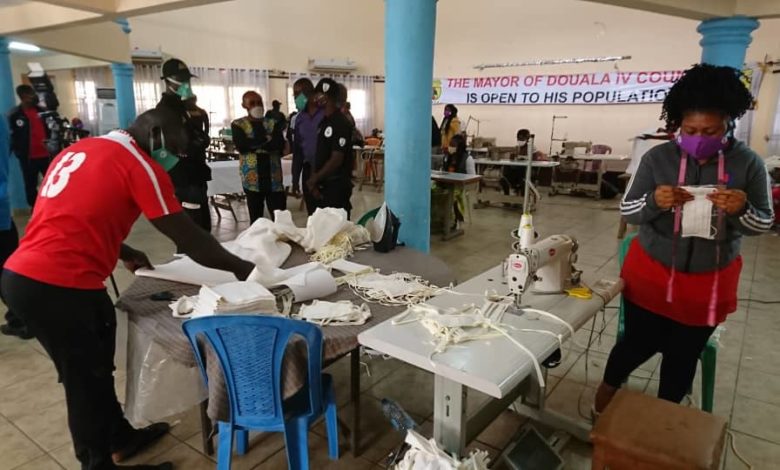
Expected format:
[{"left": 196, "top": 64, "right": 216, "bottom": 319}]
[
  {"left": 112, "top": 422, "right": 170, "bottom": 463},
  {"left": 0, "top": 323, "right": 34, "bottom": 340}
]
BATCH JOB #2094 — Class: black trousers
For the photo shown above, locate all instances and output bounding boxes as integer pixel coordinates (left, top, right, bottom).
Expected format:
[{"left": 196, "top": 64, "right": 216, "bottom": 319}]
[
  {"left": 316, "top": 179, "right": 353, "bottom": 220},
  {"left": 603, "top": 299, "right": 715, "bottom": 403},
  {"left": 301, "top": 163, "right": 317, "bottom": 216},
  {"left": 2, "top": 271, "right": 134, "bottom": 470},
  {"left": 174, "top": 182, "right": 211, "bottom": 233},
  {"left": 292, "top": 153, "right": 304, "bottom": 191},
  {"left": 0, "top": 222, "right": 21, "bottom": 328},
  {"left": 18, "top": 156, "right": 51, "bottom": 206},
  {"left": 244, "top": 189, "right": 286, "bottom": 223}
]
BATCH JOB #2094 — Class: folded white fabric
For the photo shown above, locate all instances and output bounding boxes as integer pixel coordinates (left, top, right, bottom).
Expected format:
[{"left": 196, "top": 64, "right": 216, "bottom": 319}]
[
  {"left": 680, "top": 185, "right": 717, "bottom": 239},
  {"left": 395, "top": 429, "right": 490, "bottom": 470},
  {"left": 294, "top": 300, "right": 371, "bottom": 326},
  {"left": 170, "top": 281, "right": 279, "bottom": 318}
]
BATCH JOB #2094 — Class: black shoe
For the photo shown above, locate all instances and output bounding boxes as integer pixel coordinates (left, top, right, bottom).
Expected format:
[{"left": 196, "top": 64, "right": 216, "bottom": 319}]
[
  {"left": 112, "top": 422, "right": 170, "bottom": 463},
  {"left": 120, "top": 463, "right": 173, "bottom": 470},
  {"left": 0, "top": 323, "right": 34, "bottom": 340}
]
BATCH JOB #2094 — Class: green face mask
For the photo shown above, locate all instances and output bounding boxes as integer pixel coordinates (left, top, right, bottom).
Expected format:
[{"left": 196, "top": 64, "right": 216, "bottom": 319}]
[
  {"left": 295, "top": 94, "right": 308, "bottom": 112},
  {"left": 169, "top": 79, "right": 194, "bottom": 100},
  {"left": 149, "top": 131, "right": 179, "bottom": 172}
]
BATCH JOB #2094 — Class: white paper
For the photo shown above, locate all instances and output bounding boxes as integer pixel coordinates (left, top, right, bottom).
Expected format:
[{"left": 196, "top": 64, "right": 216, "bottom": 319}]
[
  {"left": 680, "top": 185, "right": 717, "bottom": 239},
  {"left": 283, "top": 269, "right": 338, "bottom": 303}
]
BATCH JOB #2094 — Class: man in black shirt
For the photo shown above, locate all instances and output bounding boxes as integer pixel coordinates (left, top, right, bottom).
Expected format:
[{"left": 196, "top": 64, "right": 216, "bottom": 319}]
[
  {"left": 307, "top": 78, "right": 353, "bottom": 218},
  {"left": 265, "top": 100, "right": 287, "bottom": 130},
  {"left": 156, "top": 59, "right": 212, "bottom": 233}
]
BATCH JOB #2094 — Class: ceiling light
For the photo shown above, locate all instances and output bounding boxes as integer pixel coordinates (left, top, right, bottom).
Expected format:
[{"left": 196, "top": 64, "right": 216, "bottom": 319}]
[
  {"left": 9, "top": 41, "right": 40, "bottom": 52},
  {"left": 474, "top": 55, "right": 631, "bottom": 71}
]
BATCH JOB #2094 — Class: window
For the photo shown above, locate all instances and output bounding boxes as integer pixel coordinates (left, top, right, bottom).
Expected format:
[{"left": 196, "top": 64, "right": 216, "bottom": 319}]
[
  {"left": 193, "top": 84, "right": 230, "bottom": 136},
  {"left": 74, "top": 80, "right": 97, "bottom": 123},
  {"left": 347, "top": 89, "right": 367, "bottom": 120}
]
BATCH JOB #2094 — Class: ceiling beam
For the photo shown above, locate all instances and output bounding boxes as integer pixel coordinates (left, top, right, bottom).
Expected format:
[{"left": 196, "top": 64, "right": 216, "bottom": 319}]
[
  {"left": 35, "top": 0, "right": 118, "bottom": 15},
  {"left": 0, "top": 2, "right": 100, "bottom": 36},
  {"left": 580, "top": 0, "right": 736, "bottom": 20},
  {"left": 16, "top": 22, "right": 131, "bottom": 63},
  {"left": 0, "top": 0, "right": 232, "bottom": 36},
  {"left": 735, "top": 0, "right": 780, "bottom": 19}
]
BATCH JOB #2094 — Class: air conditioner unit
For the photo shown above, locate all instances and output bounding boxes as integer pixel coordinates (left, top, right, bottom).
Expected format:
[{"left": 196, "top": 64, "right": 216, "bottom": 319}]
[
  {"left": 131, "top": 48, "right": 164, "bottom": 64},
  {"left": 308, "top": 58, "right": 358, "bottom": 73}
]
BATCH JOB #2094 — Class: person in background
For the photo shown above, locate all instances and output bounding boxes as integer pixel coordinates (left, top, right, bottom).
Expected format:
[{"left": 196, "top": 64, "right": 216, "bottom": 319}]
[
  {"left": 167, "top": 95, "right": 212, "bottom": 234},
  {"left": 157, "top": 58, "right": 196, "bottom": 114},
  {"left": 308, "top": 78, "right": 353, "bottom": 218},
  {"left": 440, "top": 104, "right": 460, "bottom": 153},
  {"left": 265, "top": 99, "right": 287, "bottom": 131},
  {"left": 8, "top": 84, "right": 51, "bottom": 207},
  {"left": 431, "top": 116, "right": 442, "bottom": 153},
  {"left": 501, "top": 128, "right": 546, "bottom": 196},
  {"left": 292, "top": 77, "right": 325, "bottom": 214},
  {"left": 443, "top": 133, "right": 474, "bottom": 229},
  {"left": 595, "top": 64, "right": 774, "bottom": 414},
  {"left": 2, "top": 107, "right": 254, "bottom": 470},
  {"left": 365, "top": 129, "right": 382, "bottom": 147},
  {"left": 231, "top": 91, "right": 286, "bottom": 223},
  {"left": 343, "top": 100, "right": 356, "bottom": 129},
  {"left": 0, "top": 109, "right": 26, "bottom": 339}
]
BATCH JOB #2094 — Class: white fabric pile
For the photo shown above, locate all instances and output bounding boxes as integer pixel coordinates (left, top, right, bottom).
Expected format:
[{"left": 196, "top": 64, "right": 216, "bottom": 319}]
[
  {"left": 294, "top": 300, "right": 372, "bottom": 326},
  {"left": 170, "top": 281, "right": 278, "bottom": 318},
  {"left": 139, "top": 208, "right": 367, "bottom": 287},
  {"left": 393, "top": 429, "right": 490, "bottom": 470},
  {"left": 347, "top": 272, "right": 440, "bottom": 306}
]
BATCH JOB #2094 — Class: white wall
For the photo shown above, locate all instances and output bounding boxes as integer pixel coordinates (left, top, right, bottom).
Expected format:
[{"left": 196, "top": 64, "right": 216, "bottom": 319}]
[{"left": 123, "top": 0, "right": 779, "bottom": 155}]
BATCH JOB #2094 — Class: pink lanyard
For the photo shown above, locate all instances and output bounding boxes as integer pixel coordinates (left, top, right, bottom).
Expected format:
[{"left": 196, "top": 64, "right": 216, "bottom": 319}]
[{"left": 666, "top": 151, "right": 726, "bottom": 326}]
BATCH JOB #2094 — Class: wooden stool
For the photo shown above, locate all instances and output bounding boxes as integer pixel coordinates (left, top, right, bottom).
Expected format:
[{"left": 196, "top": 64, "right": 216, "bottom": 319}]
[{"left": 591, "top": 389, "right": 726, "bottom": 470}]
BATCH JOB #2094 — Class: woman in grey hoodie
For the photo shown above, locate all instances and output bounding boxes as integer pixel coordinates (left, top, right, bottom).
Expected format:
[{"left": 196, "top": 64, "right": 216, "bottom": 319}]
[{"left": 595, "top": 64, "right": 774, "bottom": 413}]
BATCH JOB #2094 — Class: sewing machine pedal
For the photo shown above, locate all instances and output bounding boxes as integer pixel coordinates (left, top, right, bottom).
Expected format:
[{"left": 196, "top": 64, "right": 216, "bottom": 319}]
[{"left": 542, "top": 348, "right": 562, "bottom": 369}]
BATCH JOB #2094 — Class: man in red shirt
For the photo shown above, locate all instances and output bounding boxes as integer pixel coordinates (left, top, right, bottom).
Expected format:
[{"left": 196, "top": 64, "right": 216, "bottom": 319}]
[
  {"left": 3, "top": 107, "right": 254, "bottom": 470},
  {"left": 8, "top": 84, "right": 52, "bottom": 207}
]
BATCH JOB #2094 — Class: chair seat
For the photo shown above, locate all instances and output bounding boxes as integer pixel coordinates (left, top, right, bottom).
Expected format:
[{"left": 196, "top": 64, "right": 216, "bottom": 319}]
[{"left": 591, "top": 389, "right": 726, "bottom": 470}]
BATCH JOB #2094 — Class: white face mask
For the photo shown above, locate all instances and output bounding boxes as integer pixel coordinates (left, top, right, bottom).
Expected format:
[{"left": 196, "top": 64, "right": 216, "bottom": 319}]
[
  {"left": 447, "top": 146, "right": 456, "bottom": 154},
  {"left": 249, "top": 106, "right": 264, "bottom": 119},
  {"left": 517, "top": 140, "right": 527, "bottom": 146}
]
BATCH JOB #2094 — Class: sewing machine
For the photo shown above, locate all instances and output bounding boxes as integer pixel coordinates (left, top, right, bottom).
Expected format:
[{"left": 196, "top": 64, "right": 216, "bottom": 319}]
[{"left": 506, "top": 234, "right": 580, "bottom": 306}]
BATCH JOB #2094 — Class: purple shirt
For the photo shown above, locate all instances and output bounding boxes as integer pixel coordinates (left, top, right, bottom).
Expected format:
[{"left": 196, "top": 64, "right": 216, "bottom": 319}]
[{"left": 294, "top": 108, "right": 325, "bottom": 165}]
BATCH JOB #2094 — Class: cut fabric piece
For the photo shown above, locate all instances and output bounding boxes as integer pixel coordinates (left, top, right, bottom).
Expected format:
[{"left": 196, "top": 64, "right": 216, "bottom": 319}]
[
  {"left": 282, "top": 268, "right": 338, "bottom": 303},
  {"left": 247, "top": 262, "right": 325, "bottom": 287},
  {"left": 294, "top": 300, "right": 371, "bottom": 326},
  {"left": 136, "top": 256, "right": 238, "bottom": 286},
  {"left": 329, "top": 259, "right": 373, "bottom": 275},
  {"left": 680, "top": 185, "right": 717, "bottom": 239}
]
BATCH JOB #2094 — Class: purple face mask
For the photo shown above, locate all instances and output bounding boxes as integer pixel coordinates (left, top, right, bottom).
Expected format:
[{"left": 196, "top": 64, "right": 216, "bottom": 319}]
[
  {"left": 676, "top": 134, "right": 727, "bottom": 160},
  {"left": 444, "top": 109, "right": 452, "bottom": 118}
]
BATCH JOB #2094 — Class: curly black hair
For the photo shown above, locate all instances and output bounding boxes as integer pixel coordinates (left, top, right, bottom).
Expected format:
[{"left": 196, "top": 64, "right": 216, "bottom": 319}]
[{"left": 660, "top": 64, "right": 754, "bottom": 132}]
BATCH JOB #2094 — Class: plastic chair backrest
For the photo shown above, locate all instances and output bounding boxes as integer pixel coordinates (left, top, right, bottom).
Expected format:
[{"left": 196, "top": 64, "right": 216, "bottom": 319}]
[
  {"left": 592, "top": 144, "right": 613, "bottom": 155},
  {"left": 182, "top": 315, "right": 324, "bottom": 430}
]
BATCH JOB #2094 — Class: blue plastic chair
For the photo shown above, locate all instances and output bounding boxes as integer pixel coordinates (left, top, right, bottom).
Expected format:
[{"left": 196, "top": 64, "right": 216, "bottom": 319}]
[{"left": 182, "top": 316, "right": 339, "bottom": 469}]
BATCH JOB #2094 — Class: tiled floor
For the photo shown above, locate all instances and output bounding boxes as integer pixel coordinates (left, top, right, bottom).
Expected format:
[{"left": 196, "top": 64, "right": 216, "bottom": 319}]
[{"left": 2, "top": 189, "right": 780, "bottom": 469}]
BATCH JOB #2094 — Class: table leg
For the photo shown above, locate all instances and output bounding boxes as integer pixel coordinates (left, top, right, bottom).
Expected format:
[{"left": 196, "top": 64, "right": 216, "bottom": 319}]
[
  {"left": 441, "top": 187, "right": 465, "bottom": 241},
  {"left": 199, "top": 400, "right": 215, "bottom": 455},
  {"left": 433, "top": 375, "right": 467, "bottom": 457},
  {"left": 350, "top": 348, "right": 362, "bottom": 456}
]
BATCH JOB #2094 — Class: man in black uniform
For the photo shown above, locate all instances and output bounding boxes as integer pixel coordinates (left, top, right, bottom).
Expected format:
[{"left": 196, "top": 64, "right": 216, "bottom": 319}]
[
  {"left": 156, "top": 59, "right": 212, "bottom": 233},
  {"left": 306, "top": 78, "right": 353, "bottom": 218},
  {"left": 265, "top": 100, "right": 287, "bottom": 131}
]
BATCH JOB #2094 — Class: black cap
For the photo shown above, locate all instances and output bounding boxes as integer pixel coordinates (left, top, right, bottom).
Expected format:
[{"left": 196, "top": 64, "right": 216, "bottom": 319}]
[
  {"left": 161, "top": 58, "right": 197, "bottom": 81},
  {"left": 272, "top": 99, "right": 281, "bottom": 108},
  {"left": 314, "top": 78, "right": 342, "bottom": 101}
]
